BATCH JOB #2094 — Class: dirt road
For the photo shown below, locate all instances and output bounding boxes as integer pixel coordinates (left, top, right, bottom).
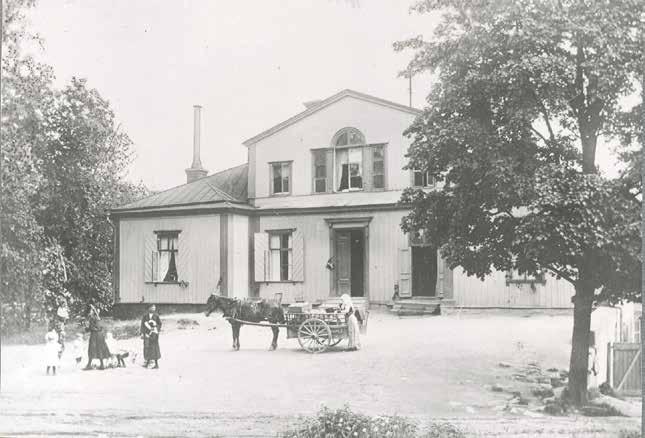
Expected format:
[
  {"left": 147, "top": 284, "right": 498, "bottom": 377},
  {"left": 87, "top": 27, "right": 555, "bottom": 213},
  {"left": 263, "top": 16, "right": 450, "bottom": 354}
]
[{"left": 0, "top": 310, "right": 639, "bottom": 437}]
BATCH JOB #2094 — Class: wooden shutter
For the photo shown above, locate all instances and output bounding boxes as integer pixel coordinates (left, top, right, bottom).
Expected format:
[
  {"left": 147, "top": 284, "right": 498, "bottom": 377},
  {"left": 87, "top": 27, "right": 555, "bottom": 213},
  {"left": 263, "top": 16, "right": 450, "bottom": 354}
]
[
  {"left": 325, "top": 149, "right": 333, "bottom": 193},
  {"left": 291, "top": 230, "right": 305, "bottom": 282},
  {"left": 254, "top": 232, "right": 268, "bottom": 282},
  {"left": 399, "top": 247, "right": 412, "bottom": 297},
  {"left": 362, "top": 145, "right": 373, "bottom": 191},
  {"left": 372, "top": 145, "right": 385, "bottom": 189},
  {"left": 144, "top": 233, "right": 157, "bottom": 282},
  {"left": 176, "top": 230, "right": 189, "bottom": 283}
]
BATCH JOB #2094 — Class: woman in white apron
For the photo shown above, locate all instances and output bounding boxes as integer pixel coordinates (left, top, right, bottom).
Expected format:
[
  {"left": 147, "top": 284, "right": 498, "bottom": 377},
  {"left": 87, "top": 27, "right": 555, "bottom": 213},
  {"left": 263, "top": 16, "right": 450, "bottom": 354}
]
[{"left": 340, "top": 294, "right": 361, "bottom": 351}]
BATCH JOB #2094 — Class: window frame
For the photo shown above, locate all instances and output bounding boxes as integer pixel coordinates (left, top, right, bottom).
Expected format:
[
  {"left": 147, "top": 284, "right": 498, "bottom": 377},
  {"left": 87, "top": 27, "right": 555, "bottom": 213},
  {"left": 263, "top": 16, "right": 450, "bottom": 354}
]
[
  {"left": 336, "top": 146, "right": 363, "bottom": 192},
  {"left": 268, "top": 230, "right": 293, "bottom": 282},
  {"left": 152, "top": 230, "right": 181, "bottom": 284},
  {"left": 412, "top": 170, "right": 435, "bottom": 188},
  {"left": 269, "top": 161, "right": 292, "bottom": 196},
  {"left": 312, "top": 149, "right": 328, "bottom": 194},
  {"left": 505, "top": 269, "right": 546, "bottom": 286}
]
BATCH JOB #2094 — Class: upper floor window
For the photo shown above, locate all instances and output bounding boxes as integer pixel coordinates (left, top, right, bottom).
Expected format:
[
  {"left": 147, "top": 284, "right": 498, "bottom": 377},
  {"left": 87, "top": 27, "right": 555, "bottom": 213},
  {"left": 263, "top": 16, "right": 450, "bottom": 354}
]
[
  {"left": 311, "top": 128, "right": 387, "bottom": 194},
  {"left": 271, "top": 162, "right": 291, "bottom": 196},
  {"left": 337, "top": 147, "right": 363, "bottom": 191},
  {"left": 333, "top": 127, "right": 365, "bottom": 147},
  {"left": 412, "top": 170, "right": 434, "bottom": 188}
]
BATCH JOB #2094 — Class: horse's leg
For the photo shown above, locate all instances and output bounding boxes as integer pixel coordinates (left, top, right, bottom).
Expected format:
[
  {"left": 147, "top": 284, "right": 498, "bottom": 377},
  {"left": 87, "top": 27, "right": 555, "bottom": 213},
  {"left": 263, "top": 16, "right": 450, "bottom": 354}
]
[
  {"left": 228, "top": 320, "right": 237, "bottom": 350},
  {"left": 233, "top": 322, "right": 241, "bottom": 351},
  {"left": 270, "top": 326, "right": 279, "bottom": 350}
]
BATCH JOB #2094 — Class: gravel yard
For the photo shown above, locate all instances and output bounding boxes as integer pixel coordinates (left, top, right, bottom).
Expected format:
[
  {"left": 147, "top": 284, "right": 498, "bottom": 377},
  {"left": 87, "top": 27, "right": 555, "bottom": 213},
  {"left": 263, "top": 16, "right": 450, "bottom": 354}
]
[{"left": 0, "top": 309, "right": 639, "bottom": 437}]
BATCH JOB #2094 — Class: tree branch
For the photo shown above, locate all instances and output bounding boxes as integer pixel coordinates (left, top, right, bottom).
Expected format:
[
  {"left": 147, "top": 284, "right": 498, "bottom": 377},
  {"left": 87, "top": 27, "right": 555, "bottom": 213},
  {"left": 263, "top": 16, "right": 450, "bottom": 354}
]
[
  {"left": 530, "top": 126, "right": 550, "bottom": 145},
  {"left": 546, "top": 264, "right": 576, "bottom": 285},
  {"left": 528, "top": 84, "right": 556, "bottom": 142}
]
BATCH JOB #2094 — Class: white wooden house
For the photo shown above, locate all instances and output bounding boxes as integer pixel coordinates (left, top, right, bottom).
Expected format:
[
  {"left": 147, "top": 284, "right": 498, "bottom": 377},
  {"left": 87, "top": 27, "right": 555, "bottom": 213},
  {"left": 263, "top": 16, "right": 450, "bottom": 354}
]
[{"left": 109, "top": 90, "right": 574, "bottom": 315}]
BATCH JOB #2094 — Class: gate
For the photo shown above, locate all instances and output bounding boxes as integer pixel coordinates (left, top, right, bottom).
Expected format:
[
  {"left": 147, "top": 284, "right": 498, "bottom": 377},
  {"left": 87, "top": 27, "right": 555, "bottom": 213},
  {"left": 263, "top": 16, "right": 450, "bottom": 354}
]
[{"left": 608, "top": 343, "right": 641, "bottom": 396}]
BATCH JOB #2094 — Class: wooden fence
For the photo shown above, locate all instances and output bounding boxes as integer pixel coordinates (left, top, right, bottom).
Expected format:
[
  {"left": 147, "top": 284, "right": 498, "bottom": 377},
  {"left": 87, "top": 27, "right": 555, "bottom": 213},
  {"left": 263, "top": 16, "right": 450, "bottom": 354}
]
[{"left": 608, "top": 342, "right": 641, "bottom": 396}]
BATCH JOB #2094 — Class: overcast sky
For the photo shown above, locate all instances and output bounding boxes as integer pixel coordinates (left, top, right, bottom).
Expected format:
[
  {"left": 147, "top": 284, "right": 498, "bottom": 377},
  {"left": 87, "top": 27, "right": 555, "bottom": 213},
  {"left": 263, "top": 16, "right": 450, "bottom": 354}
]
[
  {"left": 27, "top": 0, "right": 439, "bottom": 191},
  {"left": 27, "top": 1, "right": 623, "bottom": 191}
]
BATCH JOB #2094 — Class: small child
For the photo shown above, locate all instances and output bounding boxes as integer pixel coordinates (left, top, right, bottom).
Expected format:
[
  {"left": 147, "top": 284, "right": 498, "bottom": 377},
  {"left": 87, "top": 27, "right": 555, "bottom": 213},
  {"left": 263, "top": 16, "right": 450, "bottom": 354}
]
[
  {"left": 45, "top": 329, "right": 61, "bottom": 375},
  {"left": 71, "top": 333, "right": 84, "bottom": 366},
  {"left": 105, "top": 332, "right": 129, "bottom": 368}
]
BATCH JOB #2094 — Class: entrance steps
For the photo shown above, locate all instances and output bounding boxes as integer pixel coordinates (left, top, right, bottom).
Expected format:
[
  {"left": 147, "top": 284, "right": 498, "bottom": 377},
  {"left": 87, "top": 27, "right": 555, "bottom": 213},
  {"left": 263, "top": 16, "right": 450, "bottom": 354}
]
[{"left": 389, "top": 298, "right": 448, "bottom": 316}]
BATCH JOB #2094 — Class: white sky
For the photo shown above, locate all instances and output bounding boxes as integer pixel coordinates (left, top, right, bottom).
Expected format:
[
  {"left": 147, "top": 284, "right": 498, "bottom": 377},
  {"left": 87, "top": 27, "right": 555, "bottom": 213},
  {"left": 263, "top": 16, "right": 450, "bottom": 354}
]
[
  {"left": 27, "top": 0, "right": 438, "bottom": 191},
  {"left": 26, "top": 1, "right": 624, "bottom": 191}
]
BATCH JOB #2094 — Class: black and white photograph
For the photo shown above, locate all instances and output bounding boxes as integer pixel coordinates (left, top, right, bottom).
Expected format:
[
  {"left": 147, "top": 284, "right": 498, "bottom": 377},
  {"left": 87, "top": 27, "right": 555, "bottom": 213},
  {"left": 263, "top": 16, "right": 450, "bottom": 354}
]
[{"left": 1, "top": 0, "right": 644, "bottom": 436}]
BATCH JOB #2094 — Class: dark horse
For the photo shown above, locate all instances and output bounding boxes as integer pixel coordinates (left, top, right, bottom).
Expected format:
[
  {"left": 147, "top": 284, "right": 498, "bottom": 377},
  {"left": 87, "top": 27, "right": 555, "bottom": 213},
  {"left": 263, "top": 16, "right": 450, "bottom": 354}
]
[{"left": 205, "top": 294, "right": 285, "bottom": 351}]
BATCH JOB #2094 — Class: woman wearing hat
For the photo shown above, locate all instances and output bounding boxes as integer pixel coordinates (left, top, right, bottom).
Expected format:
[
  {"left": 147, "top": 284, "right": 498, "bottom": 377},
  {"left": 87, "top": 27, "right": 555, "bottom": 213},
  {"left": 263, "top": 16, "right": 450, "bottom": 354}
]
[
  {"left": 141, "top": 304, "right": 162, "bottom": 368},
  {"left": 84, "top": 304, "right": 110, "bottom": 370}
]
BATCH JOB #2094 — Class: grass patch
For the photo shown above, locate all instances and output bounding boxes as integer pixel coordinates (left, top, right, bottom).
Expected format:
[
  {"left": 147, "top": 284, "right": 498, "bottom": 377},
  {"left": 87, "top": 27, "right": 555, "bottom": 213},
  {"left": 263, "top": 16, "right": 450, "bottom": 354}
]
[{"left": 177, "top": 318, "right": 200, "bottom": 330}]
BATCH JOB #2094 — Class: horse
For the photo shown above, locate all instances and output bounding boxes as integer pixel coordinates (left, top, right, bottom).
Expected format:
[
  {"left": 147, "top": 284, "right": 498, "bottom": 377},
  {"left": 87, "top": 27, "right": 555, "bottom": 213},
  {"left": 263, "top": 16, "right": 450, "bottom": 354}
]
[{"left": 204, "top": 294, "right": 285, "bottom": 351}]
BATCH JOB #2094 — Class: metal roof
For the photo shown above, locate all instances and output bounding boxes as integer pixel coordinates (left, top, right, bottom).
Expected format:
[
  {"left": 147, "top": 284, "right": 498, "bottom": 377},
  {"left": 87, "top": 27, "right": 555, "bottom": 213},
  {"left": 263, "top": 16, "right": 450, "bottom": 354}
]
[{"left": 112, "top": 164, "right": 249, "bottom": 213}]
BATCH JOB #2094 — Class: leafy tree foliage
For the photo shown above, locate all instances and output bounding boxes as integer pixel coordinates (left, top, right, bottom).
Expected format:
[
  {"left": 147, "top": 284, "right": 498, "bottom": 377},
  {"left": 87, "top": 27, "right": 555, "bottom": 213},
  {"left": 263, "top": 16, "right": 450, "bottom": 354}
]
[
  {"left": 396, "top": 0, "right": 643, "bottom": 405},
  {"left": 1, "top": 0, "right": 149, "bottom": 331}
]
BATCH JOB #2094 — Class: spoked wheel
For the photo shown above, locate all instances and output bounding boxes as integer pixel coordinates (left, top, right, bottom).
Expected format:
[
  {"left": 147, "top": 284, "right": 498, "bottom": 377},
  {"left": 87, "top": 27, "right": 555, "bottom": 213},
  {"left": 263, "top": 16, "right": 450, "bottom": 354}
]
[{"left": 298, "top": 318, "right": 332, "bottom": 353}]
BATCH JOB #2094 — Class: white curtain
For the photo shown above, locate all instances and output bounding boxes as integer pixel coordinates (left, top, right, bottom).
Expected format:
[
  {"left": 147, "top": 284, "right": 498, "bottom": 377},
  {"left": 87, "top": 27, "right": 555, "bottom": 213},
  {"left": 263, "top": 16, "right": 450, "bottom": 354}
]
[
  {"left": 269, "top": 235, "right": 281, "bottom": 281},
  {"left": 157, "top": 251, "right": 171, "bottom": 282}
]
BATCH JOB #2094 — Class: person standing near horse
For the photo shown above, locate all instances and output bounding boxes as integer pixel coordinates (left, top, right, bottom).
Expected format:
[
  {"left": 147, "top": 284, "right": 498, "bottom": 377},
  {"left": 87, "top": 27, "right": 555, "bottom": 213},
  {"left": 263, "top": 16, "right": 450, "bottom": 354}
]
[
  {"left": 140, "top": 304, "right": 162, "bottom": 368},
  {"left": 340, "top": 294, "right": 361, "bottom": 351},
  {"left": 84, "top": 304, "right": 110, "bottom": 370}
]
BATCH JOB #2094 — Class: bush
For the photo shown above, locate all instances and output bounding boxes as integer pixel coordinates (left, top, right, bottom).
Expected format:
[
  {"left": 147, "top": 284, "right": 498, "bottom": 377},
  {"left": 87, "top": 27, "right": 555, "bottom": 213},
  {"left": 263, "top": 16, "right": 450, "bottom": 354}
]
[
  {"left": 618, "top": 430, "right": 641, "bottom": 438},
  {"left": 424, "top": 423, "right": 466, "bottom": 438},
  {"left": 280, "top": 406, "right": 417, "bottom": 438}
]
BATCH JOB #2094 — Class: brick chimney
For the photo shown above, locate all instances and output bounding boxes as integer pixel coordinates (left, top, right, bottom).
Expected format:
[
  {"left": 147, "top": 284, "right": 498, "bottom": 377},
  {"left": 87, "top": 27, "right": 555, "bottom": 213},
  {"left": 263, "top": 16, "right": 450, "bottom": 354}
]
[{"left": 185, "top": 105, "right": 208, "bottom": 184}]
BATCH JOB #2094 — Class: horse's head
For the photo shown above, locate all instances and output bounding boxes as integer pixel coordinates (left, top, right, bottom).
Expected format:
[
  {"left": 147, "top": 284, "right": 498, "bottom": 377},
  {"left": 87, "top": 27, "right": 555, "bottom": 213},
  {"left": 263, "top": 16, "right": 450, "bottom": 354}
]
[{"left": 205, "top": 294, "right": 236, "bottom": 317}]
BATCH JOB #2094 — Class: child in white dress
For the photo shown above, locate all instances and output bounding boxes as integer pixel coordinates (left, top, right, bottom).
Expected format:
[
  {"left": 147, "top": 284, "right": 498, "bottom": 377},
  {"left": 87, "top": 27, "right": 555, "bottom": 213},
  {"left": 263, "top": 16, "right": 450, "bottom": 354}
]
[{"left": 45, "top": 330, "right": 61, "bottom": 375}]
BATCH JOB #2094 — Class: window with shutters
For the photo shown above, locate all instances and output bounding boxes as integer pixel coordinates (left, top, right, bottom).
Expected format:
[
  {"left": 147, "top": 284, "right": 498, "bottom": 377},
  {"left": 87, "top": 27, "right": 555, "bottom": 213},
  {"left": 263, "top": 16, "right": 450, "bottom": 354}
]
[
  {"left": 154, "top": 231, "right": 179, "bottom": 282},
  {"left": 269, "top": 231, "right": 292, "bottom": 281},
  {"left": 312, "top": 149, "right": 328, "bottom": 193},
  {"left": 270, "top": 162, "right": 291, "bottom": 195},
  {"left": 336, "top": 147, "right": 363, "bottom": 191},
  {"left": 412, "top": 170, "right": 434, "bottom": 188}
]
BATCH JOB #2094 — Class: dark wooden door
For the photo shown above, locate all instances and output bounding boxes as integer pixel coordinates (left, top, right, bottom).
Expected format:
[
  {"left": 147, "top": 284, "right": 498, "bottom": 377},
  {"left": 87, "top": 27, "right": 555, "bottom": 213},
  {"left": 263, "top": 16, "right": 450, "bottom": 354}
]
[
  {"left": 336, "top": 231, "right": 351, "bottom": 296},
  {"left": 412, "top": 246, "right": 437, "bottom": 296}
]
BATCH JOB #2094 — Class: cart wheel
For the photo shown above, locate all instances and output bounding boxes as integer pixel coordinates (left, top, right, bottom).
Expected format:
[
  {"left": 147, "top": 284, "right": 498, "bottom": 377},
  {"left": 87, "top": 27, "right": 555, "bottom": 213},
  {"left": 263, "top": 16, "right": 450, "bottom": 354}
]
[{"left": 298, "top": 318, "right": 332, "bottom": 353}]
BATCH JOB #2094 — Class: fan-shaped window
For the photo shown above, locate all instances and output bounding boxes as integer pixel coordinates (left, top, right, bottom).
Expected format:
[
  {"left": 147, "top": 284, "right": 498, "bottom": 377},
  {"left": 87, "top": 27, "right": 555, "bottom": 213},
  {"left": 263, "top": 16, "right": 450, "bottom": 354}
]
[{"left": 332, "top": 128, "right": 365, "bottom": 147}]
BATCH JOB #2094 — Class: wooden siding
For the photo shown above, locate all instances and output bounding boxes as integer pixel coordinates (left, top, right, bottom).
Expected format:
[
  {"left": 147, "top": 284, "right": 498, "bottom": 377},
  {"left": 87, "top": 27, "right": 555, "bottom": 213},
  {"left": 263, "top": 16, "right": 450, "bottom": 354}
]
[
  {"left": 229, "top": 214, "right": 249, "bottom": 299},
  {"left": 453, "top": 268, "right": 574, "bottom": 308},
  {"left": 119, "top": 215, "right": 221, "bottom": 304},
  {"left": 257, "top": 210, "right": 410, "bottom": 304}
]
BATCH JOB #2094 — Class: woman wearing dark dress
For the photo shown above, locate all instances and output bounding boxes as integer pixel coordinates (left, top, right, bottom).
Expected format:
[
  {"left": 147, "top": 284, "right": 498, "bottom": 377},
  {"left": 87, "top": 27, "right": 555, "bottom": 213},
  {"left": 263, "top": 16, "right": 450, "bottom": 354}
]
[
  {"left": 84, "top": 305, "right": 110, "bottom": 370},
  {"left": 141, "top": 304, "right": 162, "bottom": 369}
]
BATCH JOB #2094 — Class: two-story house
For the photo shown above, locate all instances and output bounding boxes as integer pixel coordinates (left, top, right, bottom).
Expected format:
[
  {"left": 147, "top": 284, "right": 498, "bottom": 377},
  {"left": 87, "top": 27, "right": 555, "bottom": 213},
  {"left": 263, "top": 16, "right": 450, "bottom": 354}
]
[{"left": 109, "top": 89, "right": 574, "bottom": 316}]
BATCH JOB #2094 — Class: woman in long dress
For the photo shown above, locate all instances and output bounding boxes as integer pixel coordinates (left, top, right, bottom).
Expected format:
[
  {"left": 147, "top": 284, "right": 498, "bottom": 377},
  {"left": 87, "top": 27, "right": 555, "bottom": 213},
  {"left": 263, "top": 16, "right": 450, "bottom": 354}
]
[
  {"left": 141, "top": 304, "right": 162, "bottom": 368},
  {"left": 84, "top": 305, "right": 110, "bottom": 370},
  {"left": 340, "top": 294, "right": 361, "bottom": 351}
]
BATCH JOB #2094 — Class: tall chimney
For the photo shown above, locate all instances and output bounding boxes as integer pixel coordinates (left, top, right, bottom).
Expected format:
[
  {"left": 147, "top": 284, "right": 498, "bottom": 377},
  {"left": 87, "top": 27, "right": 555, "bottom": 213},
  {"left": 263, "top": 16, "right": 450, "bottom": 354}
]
[{"left": 185, "top": 105, "right": 208, "bottom": 184}]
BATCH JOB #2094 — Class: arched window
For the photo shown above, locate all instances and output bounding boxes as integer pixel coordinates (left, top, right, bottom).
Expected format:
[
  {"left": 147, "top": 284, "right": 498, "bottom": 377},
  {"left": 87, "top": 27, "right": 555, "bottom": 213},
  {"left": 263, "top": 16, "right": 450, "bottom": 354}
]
[
  {"left": 331, "top": 128, "right": 365, "bottom": 191},
  {"left": 332, "top": 127, "right": 365, "bottom": 148}
]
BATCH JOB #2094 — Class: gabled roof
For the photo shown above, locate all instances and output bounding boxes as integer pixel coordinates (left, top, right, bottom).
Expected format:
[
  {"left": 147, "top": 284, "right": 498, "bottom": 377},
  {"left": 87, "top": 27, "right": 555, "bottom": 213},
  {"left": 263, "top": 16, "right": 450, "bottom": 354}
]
[
  {"left": 242, "top": 89, "right": 422, "bottom": 147},
  {"left": 111, "top": 164, "right": 249, "bottom": 214}
]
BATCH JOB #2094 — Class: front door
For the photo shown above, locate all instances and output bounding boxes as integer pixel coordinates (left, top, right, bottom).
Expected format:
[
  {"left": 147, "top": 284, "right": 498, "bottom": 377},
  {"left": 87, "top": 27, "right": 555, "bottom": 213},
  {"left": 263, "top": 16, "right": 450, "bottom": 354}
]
[
  {"left": 334, "top": 229, "right": 365, "bottom": 297},
  {"left": 412, "top": 246, "right": 437, "bottom": 296}
]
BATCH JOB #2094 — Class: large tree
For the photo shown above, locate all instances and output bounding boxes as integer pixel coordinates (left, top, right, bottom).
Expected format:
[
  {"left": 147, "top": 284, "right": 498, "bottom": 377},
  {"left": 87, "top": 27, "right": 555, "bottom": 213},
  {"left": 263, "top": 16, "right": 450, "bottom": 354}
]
[
  {"left": 32, "top": 77, "right": 148, "bottom": 313},
  {"left": 396, "top": 0, "right": 643, "bottom": 405}
]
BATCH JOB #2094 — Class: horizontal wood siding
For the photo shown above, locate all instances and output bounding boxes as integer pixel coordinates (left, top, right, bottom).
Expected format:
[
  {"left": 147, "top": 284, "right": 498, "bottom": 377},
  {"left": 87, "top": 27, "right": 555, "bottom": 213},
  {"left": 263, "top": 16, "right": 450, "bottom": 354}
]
[
  {"left": 257, "top": 210, "right": 408, "bottom": 304},
  {"left": 119, "top": 215, "right": 221, "bottom": 304},
  {"left": 453, "top": 268, "right": 574, "bottom": 308}
]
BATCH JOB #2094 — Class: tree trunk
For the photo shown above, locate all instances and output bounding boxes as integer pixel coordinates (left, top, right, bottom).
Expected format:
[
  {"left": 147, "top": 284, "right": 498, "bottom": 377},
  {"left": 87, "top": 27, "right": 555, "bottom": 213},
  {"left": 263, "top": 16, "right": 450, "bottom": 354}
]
[
  {"left": 24, "top": 302, "right": 32, "bottom": 330},
  {"left": 567, "top": 281, "right": 594, "bottom": 405}
]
